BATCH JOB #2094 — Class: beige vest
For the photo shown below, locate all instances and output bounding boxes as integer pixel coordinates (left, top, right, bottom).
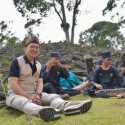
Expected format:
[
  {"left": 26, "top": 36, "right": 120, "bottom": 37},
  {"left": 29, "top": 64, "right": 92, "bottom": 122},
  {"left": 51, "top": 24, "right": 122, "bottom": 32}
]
[{"left": 8, "top": 56, "right": 41, "bottom": 96}]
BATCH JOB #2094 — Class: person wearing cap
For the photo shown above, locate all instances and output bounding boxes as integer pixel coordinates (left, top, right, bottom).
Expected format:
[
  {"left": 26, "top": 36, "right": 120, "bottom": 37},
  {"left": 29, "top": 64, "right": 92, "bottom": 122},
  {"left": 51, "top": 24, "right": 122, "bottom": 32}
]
[
  {"left": 42, "top": 53, "right": 89, "bottom": 96},
  {"left": 113, "top": 63, "right": 125, "bottom": 98},
  {"left": 91, "top": 51, "right": 121, "bottom": 91},
  {"left": 118, "top": 63, "right": 125, "bottom": 88},
  {"left": 42, "top": 51, "right": 71, "bottom": 98},
  {"left": 6, "top": 34, "right": 92, "bottom": 121}
]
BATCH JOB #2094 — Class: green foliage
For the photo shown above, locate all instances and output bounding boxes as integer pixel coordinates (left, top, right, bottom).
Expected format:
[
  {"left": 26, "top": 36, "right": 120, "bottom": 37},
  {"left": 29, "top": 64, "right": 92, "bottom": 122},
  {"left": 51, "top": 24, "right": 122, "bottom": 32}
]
[
  {"left": 13, "top": 0, "right": 52, "bottom": 28},
  {"left": 103, "top": 0, "right": 117, "bottom": 15},
  {"left": 0, "top": 21, "right": 11, "bottom": 44},
  {"left": 0, "top": 77, "right": 8, "bottom": 96},
  {"left": 6, "top": 37, "right": 18, "bottom": 48},
  {"left": 0, "top": 21, "right": 17, "bottom": 48},
  {"left": 103, "top": 0, "right": 125, "bottom": 24},
  {"left": 79, "top": 21, "right": 125, "bottom": 49},
  {"left": 13, "top": 0, "right": 51, "bottom": 16}
]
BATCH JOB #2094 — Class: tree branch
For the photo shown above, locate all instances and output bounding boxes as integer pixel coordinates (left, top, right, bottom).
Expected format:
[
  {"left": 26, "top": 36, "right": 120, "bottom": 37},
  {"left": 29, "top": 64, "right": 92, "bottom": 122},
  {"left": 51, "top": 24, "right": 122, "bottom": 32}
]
[{"left": 53, "top": 0, "right": 63, "bottom": 23}]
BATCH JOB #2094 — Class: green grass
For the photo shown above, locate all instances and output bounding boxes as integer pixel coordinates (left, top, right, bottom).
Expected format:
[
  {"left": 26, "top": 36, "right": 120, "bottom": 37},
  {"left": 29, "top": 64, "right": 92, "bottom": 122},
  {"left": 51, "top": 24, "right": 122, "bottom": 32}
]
[{"left": 1, "top": 95, "right": 125, "bottom": 125}]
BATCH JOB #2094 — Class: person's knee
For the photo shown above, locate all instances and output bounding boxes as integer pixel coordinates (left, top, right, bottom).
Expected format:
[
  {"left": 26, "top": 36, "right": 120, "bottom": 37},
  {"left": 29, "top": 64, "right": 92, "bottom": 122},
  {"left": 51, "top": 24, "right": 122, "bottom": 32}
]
[
  {"left": 6, "top": 95, "right": 15, "bottom": 106},
  {"left": 42, "top": 92, "right": 60, "bottom": 101},
  {"left": 49, "top": 93, "right": 61, "bottom": 100},
  {"left": 6, "top": 95, "right": 28, "bottom": 108}
]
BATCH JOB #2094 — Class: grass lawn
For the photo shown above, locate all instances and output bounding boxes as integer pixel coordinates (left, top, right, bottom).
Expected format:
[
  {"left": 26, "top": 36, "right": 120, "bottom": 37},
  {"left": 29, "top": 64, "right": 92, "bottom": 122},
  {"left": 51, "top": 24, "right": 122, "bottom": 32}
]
[{"left": 0, "top": 95, "right": 125, "bottom": 125}]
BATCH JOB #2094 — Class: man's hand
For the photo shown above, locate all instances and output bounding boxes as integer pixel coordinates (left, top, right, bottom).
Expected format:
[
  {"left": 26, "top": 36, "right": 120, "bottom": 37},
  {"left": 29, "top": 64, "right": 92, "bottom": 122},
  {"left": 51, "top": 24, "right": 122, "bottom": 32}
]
[
  {"left": 95, "top": 83, "right": 103, "bottom": 90},
  {"left": 29, "top": 94, "right": 41, "bottom": 104}
]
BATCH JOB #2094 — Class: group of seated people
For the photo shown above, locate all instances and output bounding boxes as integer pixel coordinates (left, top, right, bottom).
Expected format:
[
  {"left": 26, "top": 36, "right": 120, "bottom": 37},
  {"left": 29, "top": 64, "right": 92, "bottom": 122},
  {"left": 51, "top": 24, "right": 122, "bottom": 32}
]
[
  {"left": 41, "top": 52, "right": 87, "bottom": 98},
  {"left": 41, "top": 50, "right": 125, "bottom": 98},
  {"left": 5, "top": 34, "right": 125, "bottom": 122}
]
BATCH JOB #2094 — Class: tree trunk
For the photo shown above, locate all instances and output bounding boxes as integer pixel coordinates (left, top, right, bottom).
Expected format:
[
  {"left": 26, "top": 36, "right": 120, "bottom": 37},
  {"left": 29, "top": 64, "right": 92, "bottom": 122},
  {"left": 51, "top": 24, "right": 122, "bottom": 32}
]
[
  {"left": 64, "top": 28, "right": 70, "bottom": 42},
  {"left": 61, "top": 0, "right": 70, "bottom": 42},
  {"left": 53, "top": 0, "right": 70, "bottom": 42},
  {"left": 71, "top": 0, "right": 81, "bottom": 43},
  {"left": 71, "top": 15, "right": 75, "bottom": 43}
]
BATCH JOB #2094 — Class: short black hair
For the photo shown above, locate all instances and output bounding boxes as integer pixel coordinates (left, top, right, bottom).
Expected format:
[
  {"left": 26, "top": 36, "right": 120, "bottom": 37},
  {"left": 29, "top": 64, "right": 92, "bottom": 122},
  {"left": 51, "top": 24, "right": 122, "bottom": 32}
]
[{"left": 101, "top": 51, "right": 112, "bottom": 59}]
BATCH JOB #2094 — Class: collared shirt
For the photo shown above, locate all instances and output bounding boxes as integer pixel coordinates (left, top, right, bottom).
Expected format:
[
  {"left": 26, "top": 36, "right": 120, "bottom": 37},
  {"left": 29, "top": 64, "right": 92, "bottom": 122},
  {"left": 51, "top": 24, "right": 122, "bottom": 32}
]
[
  {"left": 93, "top": 66, "right": 121, "bottom": 88},
  {"left": 9, "top": 55, "right": 39, "bottom": 77}
]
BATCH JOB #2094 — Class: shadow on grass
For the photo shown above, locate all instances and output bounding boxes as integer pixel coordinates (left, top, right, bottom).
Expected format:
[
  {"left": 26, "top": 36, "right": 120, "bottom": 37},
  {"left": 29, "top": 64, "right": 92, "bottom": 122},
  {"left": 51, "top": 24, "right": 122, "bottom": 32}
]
[{"left": 0, "top": 106, "right": 23, "bottom": 118}]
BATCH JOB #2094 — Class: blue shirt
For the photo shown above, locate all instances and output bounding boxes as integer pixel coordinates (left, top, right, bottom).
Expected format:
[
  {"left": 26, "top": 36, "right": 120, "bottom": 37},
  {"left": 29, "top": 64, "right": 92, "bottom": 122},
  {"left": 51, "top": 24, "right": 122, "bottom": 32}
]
[{"left": 93, "top": 66, "right": 121, "bottom": 89}]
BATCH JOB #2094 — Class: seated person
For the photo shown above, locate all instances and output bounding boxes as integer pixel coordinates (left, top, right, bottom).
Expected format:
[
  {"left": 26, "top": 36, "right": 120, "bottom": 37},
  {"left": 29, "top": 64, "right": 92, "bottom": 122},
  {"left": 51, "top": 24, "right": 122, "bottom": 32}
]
[
  {"left": 6, "top": 35, "right": 92, "bottom": 121},
  {"left": 119, "top": 63, "right": 125, "bottom": 87},
  {"left": 58, "top": 60, "right": 92, "bottom": 93},
  {"left": 42, "top": 56, "right": 91, "bottom": 96},
  {"left": 59, "top": 71, "right": 81, "bottom": 90},
  {"left": 42, "top": 52, "right": 78, "bottom": 97},
  {"left": 89, "top": 51, "right": 122, "bottom": 96},
  {"left": 115, "top": 63, "right": 125, "bottom": 98}
]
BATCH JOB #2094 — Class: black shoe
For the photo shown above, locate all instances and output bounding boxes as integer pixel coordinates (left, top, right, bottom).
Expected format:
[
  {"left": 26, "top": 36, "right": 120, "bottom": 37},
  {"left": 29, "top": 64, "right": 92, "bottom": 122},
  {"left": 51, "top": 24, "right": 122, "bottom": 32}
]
[{"left": 39, "top": 107, "right": 61, "bottom": 121}]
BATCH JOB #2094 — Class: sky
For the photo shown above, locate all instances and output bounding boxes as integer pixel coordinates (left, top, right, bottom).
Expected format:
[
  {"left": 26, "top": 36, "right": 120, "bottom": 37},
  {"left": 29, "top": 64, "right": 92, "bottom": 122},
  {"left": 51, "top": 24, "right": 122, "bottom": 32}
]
[{"left": 0, "top": 0, "right": 120, "bottom": 43}]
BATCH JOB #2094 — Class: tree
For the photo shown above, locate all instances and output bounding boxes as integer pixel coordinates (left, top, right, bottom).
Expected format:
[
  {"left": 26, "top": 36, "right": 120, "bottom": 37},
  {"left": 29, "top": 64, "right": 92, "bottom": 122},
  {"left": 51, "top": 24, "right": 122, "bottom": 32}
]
[
  {"left": 13, "top": 0, "right": 82, "bottom": 43},
  {"left": 6, "top": 37, "right": 20, "bottom": 58},
  {"left": 103, "top": 0, "right": 125, "bottom": 24},
  {"left": 79, "top": 21, "right": 125, "bottom": 49},
  {"left": 53, "top": 0, "right": 81, "bottom": 43},
  {"left": 0, "top": 21, "right": 13, "bottom": 47},
  {"left": 0, "top": 21, "right": 9, "bottom": 44},
  {"left": 13, "top": 0, "right": 51, "bottom": 28},
  {"left": 0, "top": 21, "right": 20, "bottom": 54}
]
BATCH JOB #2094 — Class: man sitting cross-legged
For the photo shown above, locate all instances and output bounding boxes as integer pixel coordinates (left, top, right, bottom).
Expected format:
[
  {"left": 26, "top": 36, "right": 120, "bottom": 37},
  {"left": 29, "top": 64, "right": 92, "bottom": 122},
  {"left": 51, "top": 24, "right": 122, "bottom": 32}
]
[
  {"left": 87, "top": 51, "right": 122, "bottom": 97},
  {"left": 6, "top": 34, "right": 92, "bottom": 121}
]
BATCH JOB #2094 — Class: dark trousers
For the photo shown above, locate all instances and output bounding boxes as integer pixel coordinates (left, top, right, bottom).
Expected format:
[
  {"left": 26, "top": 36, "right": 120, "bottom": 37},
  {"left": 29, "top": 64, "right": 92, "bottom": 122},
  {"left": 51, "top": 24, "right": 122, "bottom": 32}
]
[
  {"left": 43, "top": 82, "right": 80, "bottom": 96},
  {"left": 43, "top": 82, "right": 61, "bottom": 94},
  {"left": 86, "top": 84, "right": 124, "bottom": 97}
]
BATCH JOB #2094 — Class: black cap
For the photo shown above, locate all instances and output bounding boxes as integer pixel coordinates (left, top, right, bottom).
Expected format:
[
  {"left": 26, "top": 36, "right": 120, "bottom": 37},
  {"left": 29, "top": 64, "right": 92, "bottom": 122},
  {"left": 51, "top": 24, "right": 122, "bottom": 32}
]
[
  {"left": 101, "top": 51, "right": 112, "bottom": 59},
  {"left": 50, "top": 51, "right": 62, "bottom": 59}
]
